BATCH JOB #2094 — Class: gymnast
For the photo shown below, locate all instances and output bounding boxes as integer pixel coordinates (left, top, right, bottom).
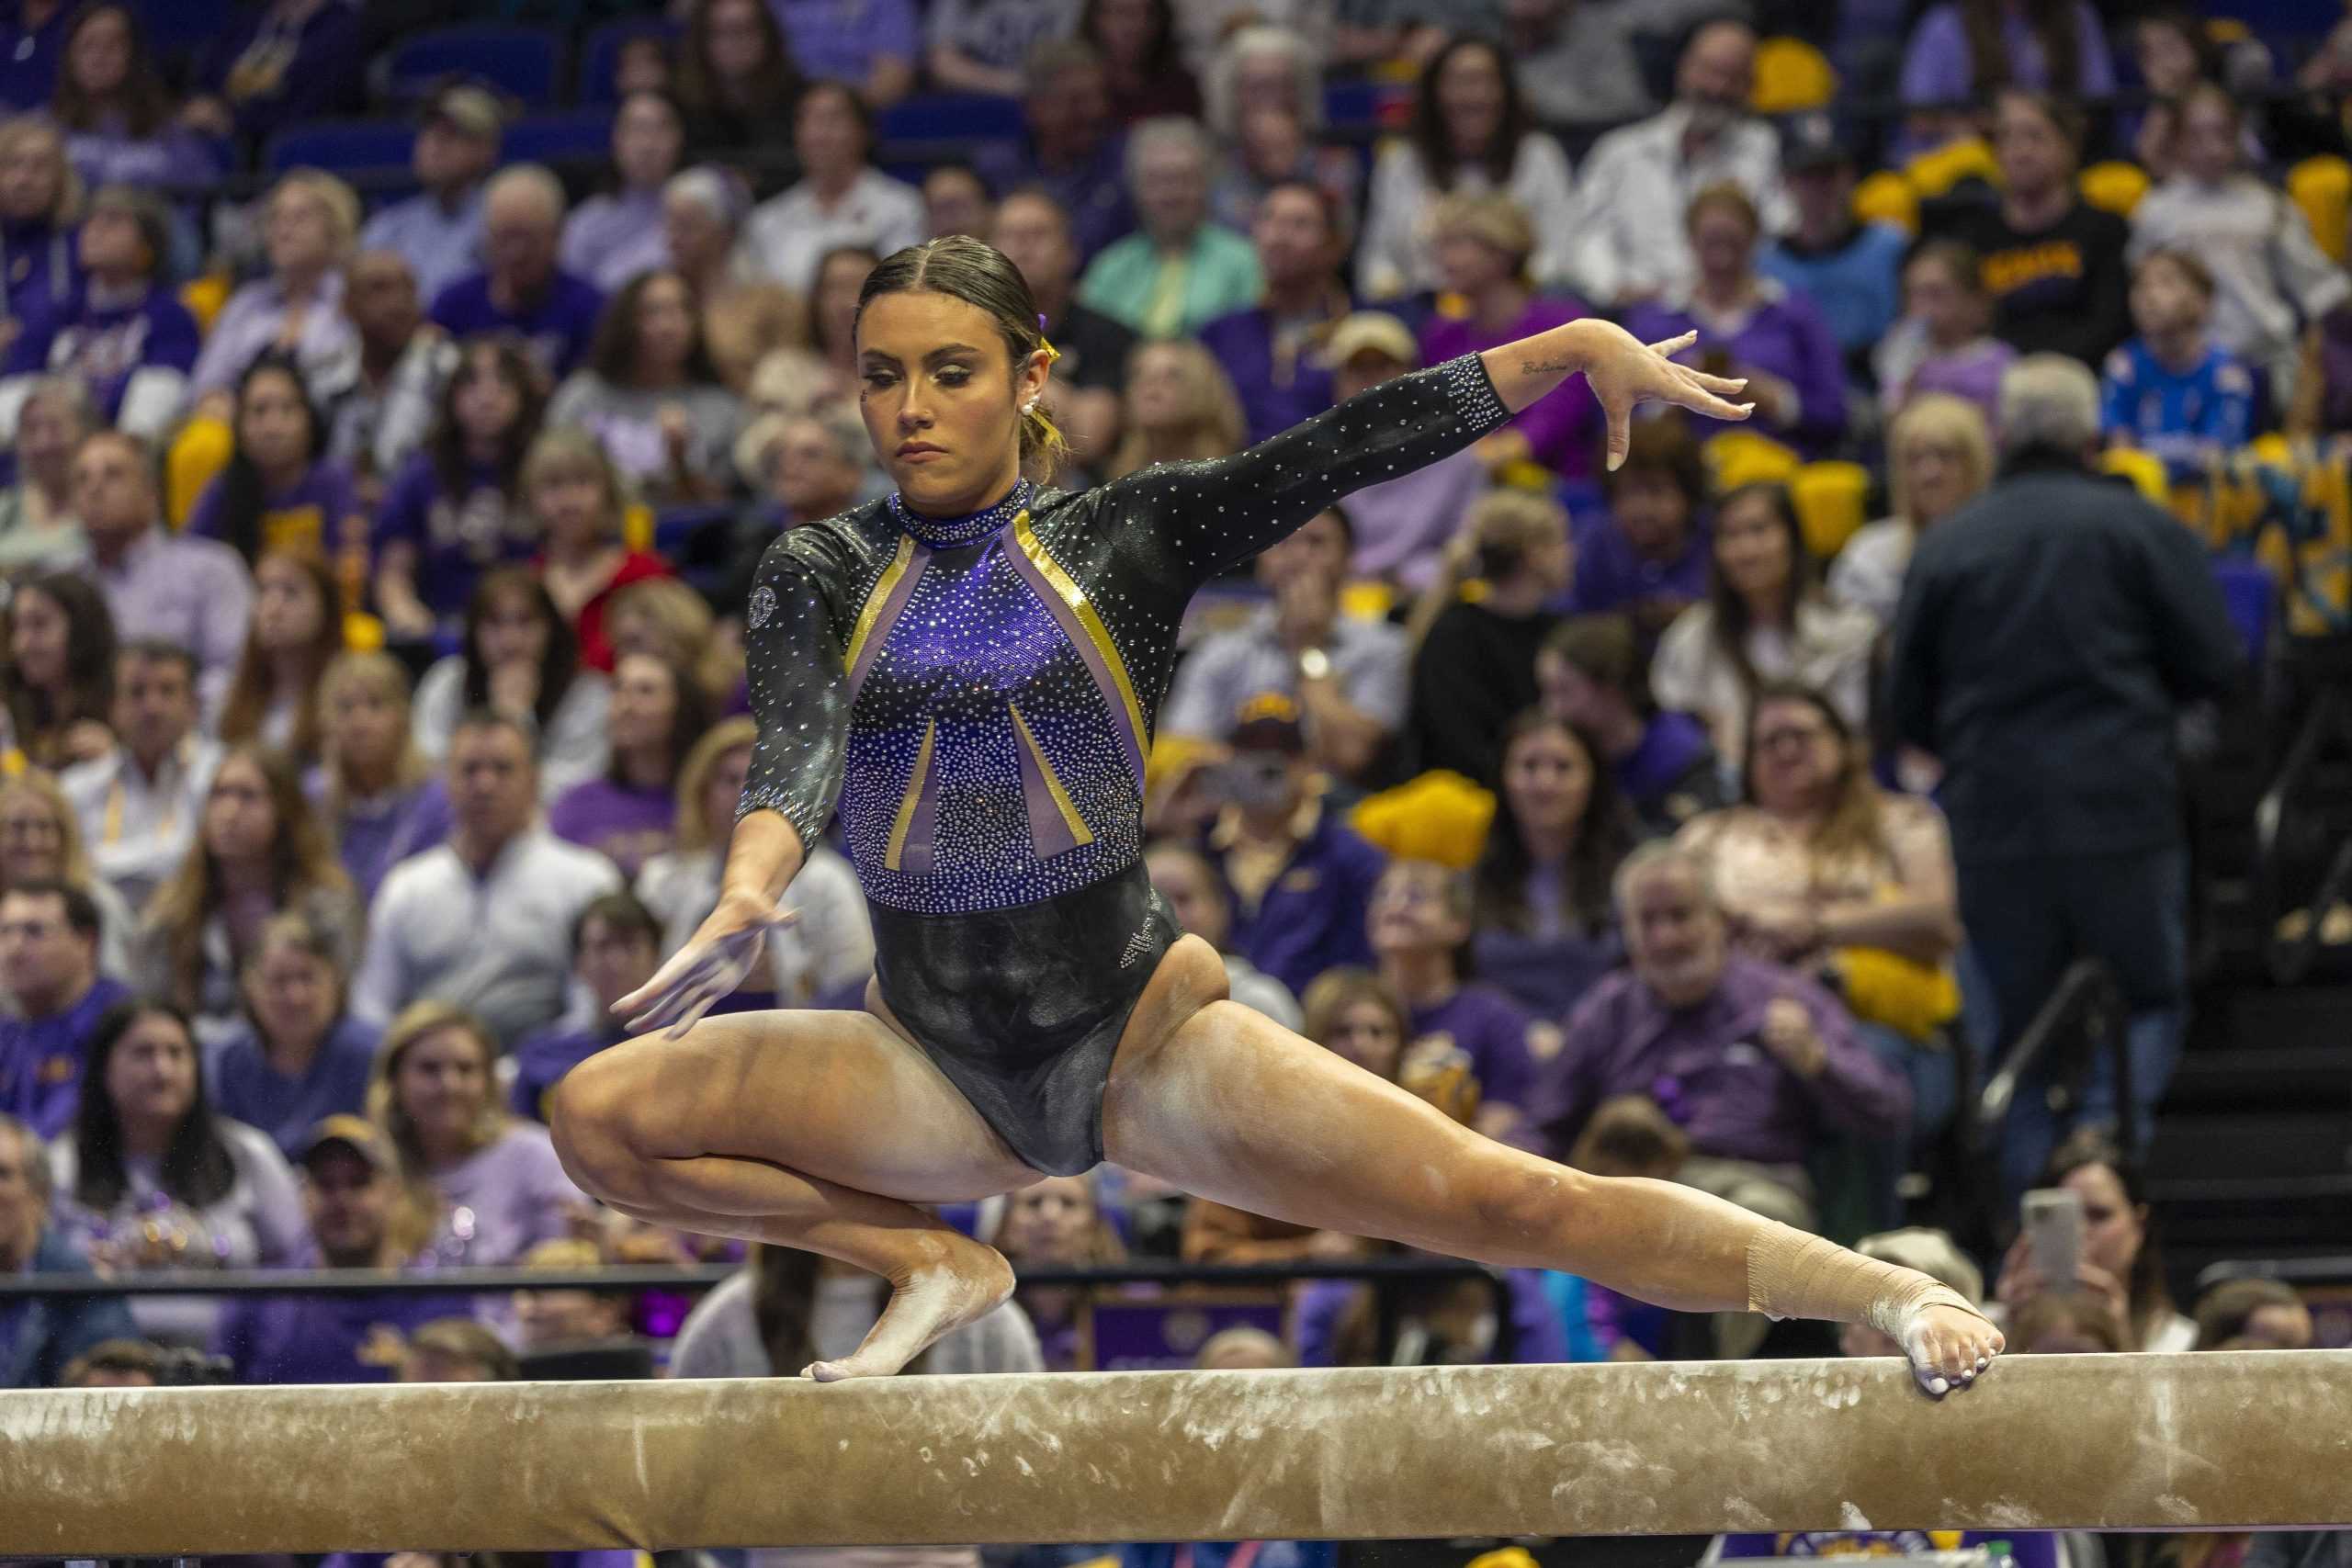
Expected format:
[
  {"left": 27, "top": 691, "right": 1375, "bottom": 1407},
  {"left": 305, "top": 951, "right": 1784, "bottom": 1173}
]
[{"left": 547, "top": 235, "right": 2005, "bottom": 1392}]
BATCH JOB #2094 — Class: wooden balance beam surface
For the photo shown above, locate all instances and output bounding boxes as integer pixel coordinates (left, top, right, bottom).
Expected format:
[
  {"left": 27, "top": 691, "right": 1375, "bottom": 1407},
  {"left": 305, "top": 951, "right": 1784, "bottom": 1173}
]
[{"left": 4, "top": 1351, "right": 2348, "bottom": 1555}]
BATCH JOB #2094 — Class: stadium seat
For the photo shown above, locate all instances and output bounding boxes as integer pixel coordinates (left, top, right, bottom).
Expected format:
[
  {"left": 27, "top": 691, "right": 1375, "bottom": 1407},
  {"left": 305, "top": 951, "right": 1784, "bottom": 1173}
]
[
  {"left": 1791, "top": 460, "right": 1871, "bottom": 561},
  {"left": 2079, "top": 160, "right": 2152, "bottom": 218},
  {"left": 2288, "top": 155, "right": 2352, "bottom": 265},
  {"left": 503, "top": 111, "right": 615, "bottom": 165},
  {"left": 878, "top": 93, "right": 1026, "bottom": 144},
  {"left": 1750, "top": 37, "right": 1838, "bottom": 116},
  {"left": 264, "top": 119, "right": 415, "bottom": 176},
  {"left": 577, "top": 18, "right": 680, "bottom": 105},
  {"left": 383, "top": 28, "right": 562, "bottom": 107}
]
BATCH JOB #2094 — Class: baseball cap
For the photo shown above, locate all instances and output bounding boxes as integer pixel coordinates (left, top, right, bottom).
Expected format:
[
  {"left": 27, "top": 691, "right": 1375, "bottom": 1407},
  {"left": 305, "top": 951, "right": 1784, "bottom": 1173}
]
[
  {"left": 421, "top": 83, "right": 505, "bottom": 141},
  {"left": 298, "top": 1114, "right": 396, "bottom": 1175},
  {"left": 1230, "top": 691, "right": 1306, "bottom": 754},
  {"left": 1781, "top": 119, "right": 1853, "bottom": 175},
  {"left": 1318, "top": 311, "right": 1419, "bottom": 372}
]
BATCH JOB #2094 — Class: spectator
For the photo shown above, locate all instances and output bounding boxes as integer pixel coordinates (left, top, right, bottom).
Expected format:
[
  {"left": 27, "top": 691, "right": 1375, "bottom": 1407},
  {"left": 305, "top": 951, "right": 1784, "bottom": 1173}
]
[
  {"left": 522, "top": 429, "right": 673, "bottom": 674},
  {"left": 218, "top": 548, "right": 343, "bottom": 766},
  {"left": 0, "top": 186, "right": 197, "bottom": 439},
  {"left": 370, "top": 336, "right": 549, "bottom": 642},
  {"left": 922, "top": 162, "right": 995, "bottom": 241},
  {"left": 186, "top": 353, "right": 361, "bottom": 563},
  {"left": 1537, "top": 613, "right": 1729, "bottom": 838},
  {"left": 1563, "top": 19, "right": 1789, "bottom": 310},
  {"left": 1899, "top": 0, "right": 2114, "bottom": 141},
  {"left": 366, "top": 1000, "right": 594, "bottom": 1265},
  {"left": 1079, "top": 117, "right": 1261, "bottom": 340},
  {"left": 188, "top": 169, "right": 362, "bottom": 405},
  {"left": 1925, "top": 90, "right": 2130, "bottom": 371},
  {"left": 1143, "top": 840, "right": 1302, "bottom": 1030},
  {"left": 743, "top": 82, "right": 924, "bottom": 299},
  {"left": 1498, "top": 0, "right": 1671, "bottom": 127},
  {"left": 209, "top": 1113, "right": 470, "bottom": 1383},
  {"left": 183, "top": 0, "right": 364, "bottom": 145},
  {"left": 60, "top": 642, "right": 225, "bottom": 911},
  {"left": 1653, "top": 480, "right": 1876, "bottom": 764},
  {"left": 1104, "top": 337, "right": 1245, "bottom": 480},
  {"left": 328, "top": 250, "right": 458, "bottom": 503},
  {"left": 48, "top": 999, "right": 307, "bottom": 1346},
  {"left": 356, "top": 84, "right": 502, "bottom": 306},
  {"left": 1888, "top": 356, "right": 2242, "bottom": 1189},
  {"left": 1202, "top": 27, "right": 1362, "bottom": 235},
  {"left": 1084, "top": 0, "right": 1198, "bottom": 123},
  {"left": 808, "top": 242, "right": 877, "bottom": 390},
  {"left": 396, "top": 1315, "right": 520, "bottom": 1382},
  {"left": 718, "top": 404, "right": 872, "bottom": 613},
  {"left": 2100, "top": 249, "right": 2257, "bottom": 483},
  {"left": 1758, "top": 138, "right": 1908, "bottom": 381},
  {"left": 1161, "top": 507, "right": 1406, "bottom": 785},
  {"left": 0, "top": 0, "right": 67, "bottom": 112},
  {"left": 769, "top": 0, "right": 916, "bottom": 107},
  {"left": 1370, "top": 858, "right": 1549, "bottom": 1143},
  {"left": 1877, "top": 240, "right": 2014, "bottom": 425},
  {"left": 428, "top": 165, "right": 605, "bottom": 383},
  {"left": 56, "top": 1335, "right": 158, "bottom": 1385},
  {"left": 2190, "top": 1277, "right": 2314, "bottom": 1352},
  {"left": 1519, "top": 841, "right": 1911, "bottom": 1229},
  {"left": 608, "top": 580, "right": 743, "bottom": 719},
  {"left": 674, "top": 0, "right": 803, "bottom": 152},
  {"left": 1, "top": 569, "right": 114, "bottom": 771},
  {"left": 509, "top": 1235, "right": 641, "bottom": 1352},
  {"left": 1561, "top": 414, "right": 1710, "bottom": 640},
  {"left": 547, "top": 654, "right": 710, "bottom": 877},
  {"left": 1317, "top": 312, "right": 1487, "bottom": 592},
  {"left": 1203, "top": 694, "right": 1385, "bottom": 999},
  {"left": 0, "top": 775, "right": 137, "bottom": 976},
  {"left": 990, "top": 186, "right": 1134, "bottom": 468},
  {"left": 1405, "top": 490, "right": 1572, "bottom": 789},
  {"left": 0, "top": 116, "right": 81, "bottom": 344},
  {"left": 0, "top": 881, "right": 129, "bottom": 1138},
  {"left": 137, "top": 744, "right": 363, "bottom": 1044},
  {"left": 411, "top": 570, "right": 611, "bottom": 801},
  {"left": 0, "top": 1108, "right": 137, "bottom": 1387},
  {"left": 994, "top": 1170, "right": 1119, "bottom": 1371},
  {"left": 974, "top": 39, "right": 1133, "bottom": 264},
  {"left": 1357, "top": 35, "right": 1575, "bottom": 301},
  {"left": 612, "top": 34, "right": 672, "bottom": 99},
  {"left": 1624, "top": 184, "right": 1847, "bottom": 457},
  {"left": 548, "top": 270, "right": 746, "bottom": 506},
  {"left": 0, "top": 377, "right": 94, "bottom": 568},
  {"left": 506, "top": 892, "right": 659, "bottom": 1124},
  {"left": 1991, "top": 1128, "right": 2195, "bottom": 1352},
  {"left": 311, "top": 650, "right": 452, "bottom": 907},
  {"left": 2130, "top": 83, "right": 2349, "bottom": 411},
  {"left": 1197, "top": 182, "right": 1351, "bottom": 446},
  {"left": 1829, "top": 392, "right": 1993, "bottom": 630},
  {"left": 663, "top": 165, "right": 806, "bottom": 396},
  {"left": 207, "top": 911, "right": 379, "bottom": 1161},
  {"left": 928, "top": 0, "right": 1080, "bottom": 97},
  {"left": 561, "top": 91, "right": 684, "bottom": 295},
  {"left": 1419, "top": 193, "right": 1603, "bottom": 479},
  {"left": 352, "top": 711, "right": 620, "bottom": 1043},
  {"left": 1470, "top": 712, "right": 1632, "bottom": 1019},
  {"left": 2123, "top": 8, "right": 2225, "bottom": 174},
  {"left": 635, "top": 716, "right": 873, "bottom": 1012}
]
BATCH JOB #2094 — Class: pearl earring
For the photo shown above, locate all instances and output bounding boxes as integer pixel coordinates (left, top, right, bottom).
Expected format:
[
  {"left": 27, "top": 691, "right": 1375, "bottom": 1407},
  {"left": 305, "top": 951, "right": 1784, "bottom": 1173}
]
[{"left": 1023, "top": 400, "right": 1039, "bottom": 415}]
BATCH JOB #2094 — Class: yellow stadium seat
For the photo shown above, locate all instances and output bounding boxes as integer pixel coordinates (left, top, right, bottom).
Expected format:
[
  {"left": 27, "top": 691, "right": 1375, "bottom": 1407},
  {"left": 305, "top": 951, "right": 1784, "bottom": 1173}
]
[
  {"left": 1703, "top": 429, "right": 1802, "bottom": 493},
  {"left": 1751, "top": 37, "right": 1838, "bottom": 115},
  {"left": 2100, "top": 446, "right": 2170, "bottom": 504},
  {"left": 342, "top": 612, "right": 385, "bottom": 652},
  {"left": 166, "top": 414, "right": 233, "bottom": 528},
  {"left": 1852, "top": 170, "right": 1920, "bottom": 235},
  {"left": 2288, "top": 156, "right": 2352, "bottom": 265},
  {"left": 623, "top": 502, "right": 653, "bottom": 554},
  {"left": 1339, "top": 580, "right": 1396, "bottom": 622},
  {"left": 1349, "top": 769, "right": 1497, "bottom": 871},
  {"left": 1904, "top": 136, "right": 2000, "bottom": 200},
  {"left": 178, "top": 273, "right": 232, "bottom": 336},
  {"left": 2078, "top": 160, "right": 2152, "bottom": 218},
  {"left": 1792, "top": 460, "right": 1872, "bottom": 560}
]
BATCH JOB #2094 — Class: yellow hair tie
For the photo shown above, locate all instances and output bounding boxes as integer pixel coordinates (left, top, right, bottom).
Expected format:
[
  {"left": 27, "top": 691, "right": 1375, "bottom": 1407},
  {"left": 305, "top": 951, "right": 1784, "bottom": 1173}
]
[{"left": 1038, "top": 335, "right": 1062, "bottom": 367}]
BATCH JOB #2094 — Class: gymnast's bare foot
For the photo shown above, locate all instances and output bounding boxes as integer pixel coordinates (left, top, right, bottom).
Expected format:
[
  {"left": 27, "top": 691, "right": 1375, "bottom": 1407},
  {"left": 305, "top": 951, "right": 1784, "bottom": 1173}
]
[{"left": 804, "top": 1237, "right": 1016, "bottom": 1382}]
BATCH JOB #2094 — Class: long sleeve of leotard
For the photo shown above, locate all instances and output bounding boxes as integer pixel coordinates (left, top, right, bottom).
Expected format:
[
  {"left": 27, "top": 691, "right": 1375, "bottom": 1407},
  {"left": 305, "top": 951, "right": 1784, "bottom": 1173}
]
[
  {"left": 1107, "top": 353, "right": 1514, "bottom": 589},
  {"left": 735, "top": 525, "right": 860, "bottom": 851}
]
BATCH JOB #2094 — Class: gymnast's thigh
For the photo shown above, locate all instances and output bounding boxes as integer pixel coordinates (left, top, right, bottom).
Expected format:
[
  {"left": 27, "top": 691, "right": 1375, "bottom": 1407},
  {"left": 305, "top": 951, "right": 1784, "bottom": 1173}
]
[{"left": 569, "top": 1004, "right": 1042, "bottom": 1203}]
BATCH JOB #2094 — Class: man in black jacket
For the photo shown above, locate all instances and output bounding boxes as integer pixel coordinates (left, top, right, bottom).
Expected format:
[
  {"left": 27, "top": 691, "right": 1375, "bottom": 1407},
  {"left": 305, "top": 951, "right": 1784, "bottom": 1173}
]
[{"left": 1888, "top": 355, "right": 2244, "bottom": 1196}]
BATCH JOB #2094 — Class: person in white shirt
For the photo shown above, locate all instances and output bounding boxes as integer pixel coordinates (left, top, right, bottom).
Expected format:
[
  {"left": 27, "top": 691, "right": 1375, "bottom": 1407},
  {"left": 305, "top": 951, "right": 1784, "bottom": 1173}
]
[
  {"left": 351, "top": 711, "right": 620, "bottom": 1046},
  {"left": 59, "top": 644, "right": 223, "bottom": 915},
  {"left": 741, "top": 81, "right": 925, "bottom": 299},
  {"left": 1563, "top": 17, "right": 1792, "bottom": 309}
]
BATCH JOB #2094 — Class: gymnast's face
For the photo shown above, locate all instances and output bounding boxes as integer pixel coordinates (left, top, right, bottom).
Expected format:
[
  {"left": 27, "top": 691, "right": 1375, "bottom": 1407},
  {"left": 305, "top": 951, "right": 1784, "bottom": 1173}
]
[{"left": 855, "top": 288, "right": 1052, "bottom": 516}]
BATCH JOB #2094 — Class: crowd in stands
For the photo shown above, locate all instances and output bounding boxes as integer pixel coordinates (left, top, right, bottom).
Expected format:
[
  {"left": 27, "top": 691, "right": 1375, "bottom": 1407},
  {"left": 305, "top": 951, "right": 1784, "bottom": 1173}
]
[{"left": 0, "top": 0, "right": 2345, "bottom": 1557}]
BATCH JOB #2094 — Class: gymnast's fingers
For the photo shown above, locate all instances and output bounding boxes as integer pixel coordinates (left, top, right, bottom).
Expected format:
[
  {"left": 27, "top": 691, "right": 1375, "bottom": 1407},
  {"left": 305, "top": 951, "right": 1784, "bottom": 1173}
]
[
  {"left": 1645, "top": 331, "right": 1698, "bottom": 356},
  {"left": 615, "top": 942, "right": 713, "bottom": 1021},
  {"left": 1668, "top": 369, "right": 1754, "bottom": 422}
]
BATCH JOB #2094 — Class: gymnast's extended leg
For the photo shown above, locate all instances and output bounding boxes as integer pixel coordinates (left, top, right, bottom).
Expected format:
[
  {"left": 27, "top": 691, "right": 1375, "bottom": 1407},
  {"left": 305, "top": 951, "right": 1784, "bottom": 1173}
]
[
  {"left": 547, "top": 1005, "right": 1038, "bottom": 1380},
  {"left": 1100, "top": 940, "right": 2002, "bottom": 1388}
]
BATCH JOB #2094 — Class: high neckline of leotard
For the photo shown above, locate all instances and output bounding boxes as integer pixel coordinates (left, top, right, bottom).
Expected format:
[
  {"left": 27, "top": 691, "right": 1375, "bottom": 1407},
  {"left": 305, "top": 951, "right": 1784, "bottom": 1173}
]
[{"left": 887, "top": 478, "right": 1034, "bottom": 548}]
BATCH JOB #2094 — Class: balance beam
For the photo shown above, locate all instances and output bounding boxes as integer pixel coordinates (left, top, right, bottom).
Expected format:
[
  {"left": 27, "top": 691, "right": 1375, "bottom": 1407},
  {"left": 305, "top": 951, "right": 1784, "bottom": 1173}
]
[{"left": 5, "top": 1352, "right": 2348, "bottom": 1554}]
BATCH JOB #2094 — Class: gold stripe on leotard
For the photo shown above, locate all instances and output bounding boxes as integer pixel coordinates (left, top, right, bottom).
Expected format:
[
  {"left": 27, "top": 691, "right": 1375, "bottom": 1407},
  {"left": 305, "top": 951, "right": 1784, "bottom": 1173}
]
[
  {"left": 883, "top": 716, "right": 936, "bottom": 872},
  {"left": 1010, "top": 511, "right": 1148, "bottom": 763},
  {"left": 1007, "top": 699, "right": 1094, "bottom": 849},
  {"left": 844, "top": 533, "right": 919, "bottom": 674}
]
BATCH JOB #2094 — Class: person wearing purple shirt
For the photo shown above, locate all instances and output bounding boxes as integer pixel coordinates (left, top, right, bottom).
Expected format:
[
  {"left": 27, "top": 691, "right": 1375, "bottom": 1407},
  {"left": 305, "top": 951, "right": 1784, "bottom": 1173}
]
[
  {"left": 428, "top": 166, "right": 605, "bottom": 383},
  {"left": 972, "top": 39, "right": 1135, "bottom": 264},
  {"left": 508, "top": 891, "right": 660, "bottom": 1124},
  {"left": 1316, "top": 313, "right": 1487, "bottom": 592},
  {"left": 187, "top": 449, "right": 361, "bottom": 565},
  {"left": 1519, "top": 844, "right": 1908, "bottom": 1225},
  {"left": 0, "top": 884, "right": 130, "bottom": 1141},
  {"left": 205, "top": 916, "right": 379, "bottom": 1160},
  {"left": 560, "top": 92, "right": 684, "bottom": 295},
  {"left": 1419, "top": 194, "right": 1603, "bottom": 479},
  {"left": 770, "top": 0, "right": 919, "bottom": 102},
  {"left": 1899, "top": 2, "right": 2114, "bottom": 112},
  {"left": 1560, "top": 420, "right": 1712, "bottom": 647},
  {"left": 209, "top": 1116, "right": 479, "bottom": 1384},
  {"left": 319, "top": 768, "right": 453, "bottom": 908},
  {"left": 0, "top": 118, "right": 80, "bottom": 341},
  {"left": 187, "top": 0, "right": 366, "bottom": 146},
  {"left": 1195, "top": 181, "right": 1351, "bottom": 445},
  {"left": 546, "top": 652, "right": 709, "bottom": 880},
  {"left": 2, "top": 186, "right": 198, "bottom": 434}
]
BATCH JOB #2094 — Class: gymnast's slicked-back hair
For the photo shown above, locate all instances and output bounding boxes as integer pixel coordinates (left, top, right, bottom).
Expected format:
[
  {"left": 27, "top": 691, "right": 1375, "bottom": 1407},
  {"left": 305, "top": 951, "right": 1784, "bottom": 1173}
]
[{"left": 854, "top": 237, "right": 1070, "bottom": 478}]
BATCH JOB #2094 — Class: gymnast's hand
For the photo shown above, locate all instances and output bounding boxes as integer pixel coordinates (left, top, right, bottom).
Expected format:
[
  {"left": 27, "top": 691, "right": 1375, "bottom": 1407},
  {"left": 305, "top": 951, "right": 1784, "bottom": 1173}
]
[
  {"left": 614, "top": 888, "right": 798, "bottom": 1040},
  {"left": 1580, "top": 323, "right": 1754, "bottom": 471}
]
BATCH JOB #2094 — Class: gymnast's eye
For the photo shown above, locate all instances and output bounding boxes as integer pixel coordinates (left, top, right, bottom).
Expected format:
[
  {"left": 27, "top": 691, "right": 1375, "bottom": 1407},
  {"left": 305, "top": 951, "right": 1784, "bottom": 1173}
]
[
  {"left": 934, "top": 364, "right": 971, "bottom": 387},
  {"left": 861, "top": 367, "right": 898, "bottom": 389}
]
